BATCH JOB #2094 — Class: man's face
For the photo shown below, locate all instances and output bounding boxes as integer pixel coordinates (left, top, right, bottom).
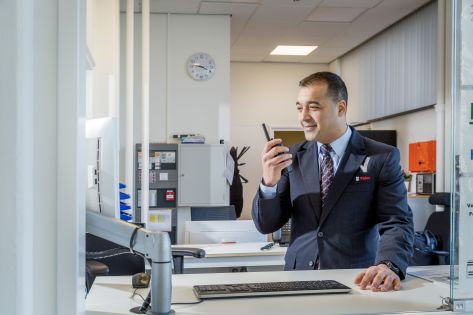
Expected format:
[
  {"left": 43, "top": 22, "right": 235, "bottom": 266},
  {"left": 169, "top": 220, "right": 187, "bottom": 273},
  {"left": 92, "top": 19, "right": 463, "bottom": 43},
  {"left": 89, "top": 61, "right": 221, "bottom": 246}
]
[{"left": 296, "top": 82, "right": 347, "bottom": 143}]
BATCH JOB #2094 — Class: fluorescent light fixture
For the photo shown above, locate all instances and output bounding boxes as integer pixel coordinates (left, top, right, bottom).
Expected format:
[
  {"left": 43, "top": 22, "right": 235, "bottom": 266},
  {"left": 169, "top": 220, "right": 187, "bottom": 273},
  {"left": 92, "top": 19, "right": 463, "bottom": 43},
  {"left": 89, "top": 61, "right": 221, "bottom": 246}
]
[{"left": 270, "top": 45, "right": 318, "bottom": 56}]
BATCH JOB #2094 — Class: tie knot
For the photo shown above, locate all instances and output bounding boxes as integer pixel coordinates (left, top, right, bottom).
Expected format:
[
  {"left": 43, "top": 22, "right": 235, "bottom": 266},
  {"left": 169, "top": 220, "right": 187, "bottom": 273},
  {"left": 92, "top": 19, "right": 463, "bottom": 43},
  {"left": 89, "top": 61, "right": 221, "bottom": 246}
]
[{"left": 321, "top": 144, "right": 332, "bottom": 155}]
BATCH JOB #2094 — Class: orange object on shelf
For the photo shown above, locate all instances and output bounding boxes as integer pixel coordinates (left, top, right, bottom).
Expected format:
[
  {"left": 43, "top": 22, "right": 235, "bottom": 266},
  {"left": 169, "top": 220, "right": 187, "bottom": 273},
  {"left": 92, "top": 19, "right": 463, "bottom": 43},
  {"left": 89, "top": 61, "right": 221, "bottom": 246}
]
[{"left": 409, "top": 140, "right": 436, "bottom": 173}]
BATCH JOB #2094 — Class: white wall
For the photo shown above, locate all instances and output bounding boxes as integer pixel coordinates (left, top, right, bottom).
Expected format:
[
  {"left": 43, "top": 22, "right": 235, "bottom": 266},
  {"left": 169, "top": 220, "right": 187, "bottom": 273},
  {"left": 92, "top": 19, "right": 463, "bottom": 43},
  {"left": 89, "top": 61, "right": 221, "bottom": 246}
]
[
  {"left": 119, "top": 13, "right": 230, "bottom": 182},
  {"left": 86, "top": 0, "right": 120, "bottom": 119},
  {"left": 230, "top": 62, "right": 328, "bottom": 219},
  {"left": 167, "top": 15, "right": 230, "bottom": 143}
]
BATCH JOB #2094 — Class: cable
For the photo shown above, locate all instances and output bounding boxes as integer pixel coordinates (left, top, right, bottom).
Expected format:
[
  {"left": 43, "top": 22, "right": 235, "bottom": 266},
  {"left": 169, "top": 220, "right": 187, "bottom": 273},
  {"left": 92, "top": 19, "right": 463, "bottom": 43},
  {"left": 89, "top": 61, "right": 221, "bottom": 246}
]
[
  {"left": 129, "top": 226, "right": 140, "bottom": 254},
  {"left": 128, "top": 226, "right": 153, "bottom": 270},
  {"left": 139, "top": 292, "right": 204, "bottom": 313},
  {"left": 131, "top": 288, "right": 146, "bottom": 303},
  {"left": 86, "top": 247, "right": 130, "bottom": 260}
]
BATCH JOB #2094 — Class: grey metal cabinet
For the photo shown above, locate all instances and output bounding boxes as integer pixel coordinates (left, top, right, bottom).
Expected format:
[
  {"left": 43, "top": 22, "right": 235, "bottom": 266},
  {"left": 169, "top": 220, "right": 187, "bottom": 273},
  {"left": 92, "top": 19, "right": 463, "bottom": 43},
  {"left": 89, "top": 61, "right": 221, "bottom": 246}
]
[{"left": 177, "top": 144, "right": 229, "bottom": 206}]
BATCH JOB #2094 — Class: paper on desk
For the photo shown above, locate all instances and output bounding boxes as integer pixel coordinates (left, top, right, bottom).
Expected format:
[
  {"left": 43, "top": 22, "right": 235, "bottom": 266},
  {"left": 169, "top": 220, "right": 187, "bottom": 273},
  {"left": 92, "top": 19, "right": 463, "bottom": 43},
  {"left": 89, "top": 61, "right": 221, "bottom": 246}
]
[
  {"left": 408, "top": 265, "right": 454, "bottom": 285},
  {"left": 172, "top": 286, "right": 201, "bottom": 304}
]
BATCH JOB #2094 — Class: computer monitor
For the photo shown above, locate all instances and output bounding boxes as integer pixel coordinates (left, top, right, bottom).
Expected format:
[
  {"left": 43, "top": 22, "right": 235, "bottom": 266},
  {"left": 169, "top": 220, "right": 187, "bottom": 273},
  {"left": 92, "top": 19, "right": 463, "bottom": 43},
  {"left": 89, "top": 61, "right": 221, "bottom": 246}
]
[
  {"left": 85, "top": 117, "right": 119, "bottom": 218},
  {"left": 357, "top": 130, "right": 397, "bottom": 147}
]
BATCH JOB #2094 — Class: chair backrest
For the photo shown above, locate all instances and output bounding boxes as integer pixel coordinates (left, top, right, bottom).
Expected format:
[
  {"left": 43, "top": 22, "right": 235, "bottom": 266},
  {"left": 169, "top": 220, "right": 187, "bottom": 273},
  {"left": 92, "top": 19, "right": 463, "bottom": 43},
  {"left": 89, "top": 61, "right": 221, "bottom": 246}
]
[
  {"left": 191, "top": 205, "right": 237, "bottom": 221},
  {"left": 426, "top": 192, "right": 451, "bottom": 252},
  {"left": 411, "top": 193, "right": 451, "bottom": 266},
  {"left": 86, "top": 233, "right": 145, "bottom": 276}
]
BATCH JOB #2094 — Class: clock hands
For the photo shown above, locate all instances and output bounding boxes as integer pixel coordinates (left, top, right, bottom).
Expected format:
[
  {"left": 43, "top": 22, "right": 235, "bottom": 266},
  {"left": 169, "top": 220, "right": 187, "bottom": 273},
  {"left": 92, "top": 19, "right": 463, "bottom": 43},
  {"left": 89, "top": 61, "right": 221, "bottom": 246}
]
[{"left": 192, "top": 63, "right": 209, "bottom": 71}]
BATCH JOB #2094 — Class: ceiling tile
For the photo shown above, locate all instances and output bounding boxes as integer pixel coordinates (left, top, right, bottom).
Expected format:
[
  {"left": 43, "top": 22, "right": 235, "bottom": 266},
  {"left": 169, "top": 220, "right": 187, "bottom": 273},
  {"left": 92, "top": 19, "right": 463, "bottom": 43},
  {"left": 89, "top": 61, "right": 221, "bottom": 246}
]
[
  {"left": 338, "top": 6, "right": 411, "bottom": 39},
  {"left": 232, "top": 36, "right": 278, "bottom": 55},
  {"left": 260, "top": 0, "right": 322, "bottom": 6},
  {"left": 297, "top": 21, "right": 350, "bottom": 41},
  {"left": 204, "top": 0, "right": 260, "bottom": 3},
  {"left": 241, "top": 19, "right": 301, "bottom": 39},
  {"left": 252, "top": 4, "right": 318, "bottom": 22},
  {"left": 199, "top": 2, "right": 258, "bottom": 45},
  {"left": 302, "top": 40, "right": 361, "bottom": 62},
  {"left": 306, "top": 7, "right": 367, "bottom": 22},
  {"left": 264, "top": 55, "right": 306, "bottom": 63},
  {"left": 231, "top": 52, "right": 265, "bottom": 62},
  {"left": 377, "top": 0, "right": 431, "bottom": 9},
  {"left": 199, "top": 2, "right": 258, "bottom": 16},
  {"left": 319, "top": 0, "right": 382, "bottom": 8}
]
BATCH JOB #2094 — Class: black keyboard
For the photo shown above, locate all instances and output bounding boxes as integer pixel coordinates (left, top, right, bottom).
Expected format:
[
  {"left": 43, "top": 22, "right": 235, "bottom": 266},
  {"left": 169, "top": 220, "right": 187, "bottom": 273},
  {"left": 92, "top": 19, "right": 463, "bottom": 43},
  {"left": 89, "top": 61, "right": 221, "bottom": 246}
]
[{"left": 193, "top": 280, "right": 351, "bottom": 299}]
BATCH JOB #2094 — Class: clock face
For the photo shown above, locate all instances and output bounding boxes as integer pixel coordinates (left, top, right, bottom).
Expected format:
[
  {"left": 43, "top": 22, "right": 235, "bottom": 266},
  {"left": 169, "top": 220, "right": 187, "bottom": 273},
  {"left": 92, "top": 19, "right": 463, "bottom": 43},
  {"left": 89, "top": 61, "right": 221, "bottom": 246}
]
[{"left": 186, "top": 53, "right": 216, "bottom": 81}]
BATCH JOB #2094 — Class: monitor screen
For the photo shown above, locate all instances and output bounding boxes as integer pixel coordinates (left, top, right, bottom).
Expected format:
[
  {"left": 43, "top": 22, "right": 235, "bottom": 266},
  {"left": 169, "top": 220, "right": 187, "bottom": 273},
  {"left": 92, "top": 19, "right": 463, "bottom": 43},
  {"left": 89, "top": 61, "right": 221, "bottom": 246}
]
[
  {"left": 357, "top": 130, "right": 397, "bottom": 147},
  {"left": 85, "top": 117, "right": 119, "bottom": 218}
]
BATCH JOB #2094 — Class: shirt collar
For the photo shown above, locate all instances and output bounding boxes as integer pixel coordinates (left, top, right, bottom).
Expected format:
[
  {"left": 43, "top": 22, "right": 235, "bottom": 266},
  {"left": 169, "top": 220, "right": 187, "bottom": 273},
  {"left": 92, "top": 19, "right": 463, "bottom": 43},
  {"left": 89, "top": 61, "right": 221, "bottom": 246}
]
[{"left": 317, "top": 126, "right": 352, "bottom": 159}]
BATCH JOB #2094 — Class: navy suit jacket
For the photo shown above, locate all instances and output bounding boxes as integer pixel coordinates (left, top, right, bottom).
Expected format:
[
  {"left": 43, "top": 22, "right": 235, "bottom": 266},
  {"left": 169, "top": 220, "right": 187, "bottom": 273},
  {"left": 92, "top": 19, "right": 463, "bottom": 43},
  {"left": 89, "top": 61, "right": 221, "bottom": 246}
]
[{"left": 252, "top": 128, "right": 414, "bottom": 279}]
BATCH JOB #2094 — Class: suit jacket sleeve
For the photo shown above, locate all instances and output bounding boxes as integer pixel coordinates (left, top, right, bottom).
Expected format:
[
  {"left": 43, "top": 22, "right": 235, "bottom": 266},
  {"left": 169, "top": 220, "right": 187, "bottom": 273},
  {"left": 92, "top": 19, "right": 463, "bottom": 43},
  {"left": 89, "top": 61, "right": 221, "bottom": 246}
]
[
  {"left": 374, "top": 147, "right": 414, "bottom": 279},
  {"left": 252, "top": 167, "right": 293, "bottom": 235}
]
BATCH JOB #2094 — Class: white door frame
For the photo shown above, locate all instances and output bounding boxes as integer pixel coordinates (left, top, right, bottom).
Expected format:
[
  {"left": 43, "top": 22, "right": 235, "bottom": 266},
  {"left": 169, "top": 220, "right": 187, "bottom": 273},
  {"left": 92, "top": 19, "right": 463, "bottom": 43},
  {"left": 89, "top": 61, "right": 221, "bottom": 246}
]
[{"left": 57, "top": 1, "right": 87, "bottom": 313}]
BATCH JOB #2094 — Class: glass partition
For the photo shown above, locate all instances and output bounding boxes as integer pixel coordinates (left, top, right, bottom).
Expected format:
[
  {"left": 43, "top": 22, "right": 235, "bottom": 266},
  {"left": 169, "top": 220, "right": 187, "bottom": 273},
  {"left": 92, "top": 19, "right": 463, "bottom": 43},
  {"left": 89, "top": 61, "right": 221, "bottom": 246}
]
[{"left": 451, "top": 0, "right": 473, "bottom": 311}]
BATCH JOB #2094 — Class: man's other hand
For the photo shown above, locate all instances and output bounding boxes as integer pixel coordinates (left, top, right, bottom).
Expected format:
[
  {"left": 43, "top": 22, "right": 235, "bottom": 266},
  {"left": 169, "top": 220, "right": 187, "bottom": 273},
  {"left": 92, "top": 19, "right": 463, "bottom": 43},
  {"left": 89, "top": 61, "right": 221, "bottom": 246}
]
[{"left": 354, "top": 264, "right": 401, "bottom": 292}]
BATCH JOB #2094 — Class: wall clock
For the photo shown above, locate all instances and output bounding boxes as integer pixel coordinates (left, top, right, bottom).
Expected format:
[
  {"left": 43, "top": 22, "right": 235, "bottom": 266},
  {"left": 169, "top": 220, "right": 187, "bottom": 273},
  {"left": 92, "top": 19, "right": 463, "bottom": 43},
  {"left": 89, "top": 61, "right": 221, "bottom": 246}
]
[{"left": 186, "top": 52, "right": 216, "bottom": 81}]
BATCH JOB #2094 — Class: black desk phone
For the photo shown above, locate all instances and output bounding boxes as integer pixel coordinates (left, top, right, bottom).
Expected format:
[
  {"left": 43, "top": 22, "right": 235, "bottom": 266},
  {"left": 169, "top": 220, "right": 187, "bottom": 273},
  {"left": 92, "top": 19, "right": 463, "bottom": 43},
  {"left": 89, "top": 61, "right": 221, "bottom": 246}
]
[{"left": 272, "top": 219, "right": 291, "bottom": 247}]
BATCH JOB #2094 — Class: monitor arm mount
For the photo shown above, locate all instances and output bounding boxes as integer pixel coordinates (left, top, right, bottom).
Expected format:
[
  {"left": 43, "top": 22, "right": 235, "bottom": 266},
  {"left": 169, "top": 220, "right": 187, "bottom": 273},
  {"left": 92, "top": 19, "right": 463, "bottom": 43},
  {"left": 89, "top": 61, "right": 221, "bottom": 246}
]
[{"left": 86, "top": 210, "right": 174, "bottom": 315}]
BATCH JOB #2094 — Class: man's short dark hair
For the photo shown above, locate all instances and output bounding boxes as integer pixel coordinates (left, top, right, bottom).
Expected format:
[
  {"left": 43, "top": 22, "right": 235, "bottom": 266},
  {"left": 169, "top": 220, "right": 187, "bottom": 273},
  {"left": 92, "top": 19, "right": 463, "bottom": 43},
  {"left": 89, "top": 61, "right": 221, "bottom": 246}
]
[{"left": 299, "top": 72, "right": 348, "bottom": 105}]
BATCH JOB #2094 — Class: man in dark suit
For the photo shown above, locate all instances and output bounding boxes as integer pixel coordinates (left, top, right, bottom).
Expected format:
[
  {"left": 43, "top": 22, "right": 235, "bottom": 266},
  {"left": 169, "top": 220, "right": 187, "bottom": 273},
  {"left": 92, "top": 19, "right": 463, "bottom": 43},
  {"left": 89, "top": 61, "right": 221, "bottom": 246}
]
[{"left": 252, "top": 72, "right": 414, "bottom": 292}]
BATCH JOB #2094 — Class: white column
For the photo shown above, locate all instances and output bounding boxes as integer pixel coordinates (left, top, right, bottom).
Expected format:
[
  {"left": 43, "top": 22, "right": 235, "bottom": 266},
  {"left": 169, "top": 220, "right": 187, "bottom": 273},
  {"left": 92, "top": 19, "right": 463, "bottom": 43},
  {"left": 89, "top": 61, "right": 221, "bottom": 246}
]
[
  {"left": 13, "top": 0, "right": 34, "bottom": 313},
  {"left": 57, "top": 0, "right": 87, "bottom": 313},
  {"left": 126, "top": 0, "right": 135, "bottom": 219},
  {"left": 435, "top": 0, "right": 446, "bottom": 195},
  {"left": 141, "top": 0, "right": 150, "bottom": 224}
]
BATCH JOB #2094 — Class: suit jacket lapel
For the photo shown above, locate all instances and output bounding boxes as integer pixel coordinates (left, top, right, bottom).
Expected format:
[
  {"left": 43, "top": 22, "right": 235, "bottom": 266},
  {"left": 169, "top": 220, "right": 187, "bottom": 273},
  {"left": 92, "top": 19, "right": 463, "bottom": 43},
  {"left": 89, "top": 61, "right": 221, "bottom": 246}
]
[
  {"left": 297, "top": 142, "right": 322, "bottom": 222},
  {"left": 319, "top": 129, "right": 367, "bottom": 226}
]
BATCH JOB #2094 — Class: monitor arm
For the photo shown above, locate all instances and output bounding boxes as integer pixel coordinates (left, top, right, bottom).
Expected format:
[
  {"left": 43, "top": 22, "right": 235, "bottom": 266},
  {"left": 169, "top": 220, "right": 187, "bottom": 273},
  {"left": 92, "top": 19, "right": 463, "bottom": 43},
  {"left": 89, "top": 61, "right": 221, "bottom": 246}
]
[{"left": 86, "top": 210, "right": 174, "bottom": 315}]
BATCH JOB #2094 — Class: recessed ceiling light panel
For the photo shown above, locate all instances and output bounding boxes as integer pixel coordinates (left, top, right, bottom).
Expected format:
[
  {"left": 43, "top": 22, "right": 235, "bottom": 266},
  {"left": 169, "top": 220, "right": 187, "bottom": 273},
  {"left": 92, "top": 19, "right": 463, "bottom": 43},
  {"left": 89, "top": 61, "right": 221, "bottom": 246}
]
[{"left": 270, "top": 45, "right": 318, "bottom": 56}]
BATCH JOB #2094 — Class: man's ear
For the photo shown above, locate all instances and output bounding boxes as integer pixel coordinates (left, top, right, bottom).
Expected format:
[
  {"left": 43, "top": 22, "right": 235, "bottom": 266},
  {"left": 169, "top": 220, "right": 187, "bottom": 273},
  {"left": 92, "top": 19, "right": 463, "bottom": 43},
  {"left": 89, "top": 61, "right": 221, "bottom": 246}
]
[{"left": 337, "top": 100, "right": 347, "bottom": 116}]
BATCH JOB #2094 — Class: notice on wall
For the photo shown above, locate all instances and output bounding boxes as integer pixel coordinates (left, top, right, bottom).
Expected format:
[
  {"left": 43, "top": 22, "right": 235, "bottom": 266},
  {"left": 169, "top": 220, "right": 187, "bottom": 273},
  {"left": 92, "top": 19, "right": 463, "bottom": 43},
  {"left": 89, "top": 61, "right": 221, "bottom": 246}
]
[
  {"left": 147, "top": 209, "right": 172, "bottom": 232},
  {"left": 225, "top": 151, "right": 234, "bottom": 185}
]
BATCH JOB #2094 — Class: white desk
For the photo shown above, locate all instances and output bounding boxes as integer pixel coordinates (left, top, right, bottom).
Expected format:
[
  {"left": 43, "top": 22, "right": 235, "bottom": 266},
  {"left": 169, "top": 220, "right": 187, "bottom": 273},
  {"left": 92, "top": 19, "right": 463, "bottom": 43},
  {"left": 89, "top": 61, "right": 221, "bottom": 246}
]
[
  {"left": 85, "top": 267, "right": 455, "bottom": 315},
  {"left": 172, "top": 242, "right": 286, "bottom": 271}
]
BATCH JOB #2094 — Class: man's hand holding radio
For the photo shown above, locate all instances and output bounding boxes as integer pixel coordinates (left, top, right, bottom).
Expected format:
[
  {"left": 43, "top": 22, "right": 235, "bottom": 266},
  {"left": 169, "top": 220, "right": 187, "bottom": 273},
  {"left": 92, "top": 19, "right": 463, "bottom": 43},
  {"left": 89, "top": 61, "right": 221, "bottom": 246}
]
[{"left": 261, "top": 139, "right": 293, "bottom": 187}]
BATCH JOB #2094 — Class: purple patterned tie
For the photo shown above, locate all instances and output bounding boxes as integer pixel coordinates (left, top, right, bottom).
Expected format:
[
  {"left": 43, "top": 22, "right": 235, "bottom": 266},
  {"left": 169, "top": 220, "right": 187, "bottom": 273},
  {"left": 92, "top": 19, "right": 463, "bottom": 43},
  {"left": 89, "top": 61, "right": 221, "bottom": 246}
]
[{"left": 320, "top": 144, "right": 334, "bottom": 208}]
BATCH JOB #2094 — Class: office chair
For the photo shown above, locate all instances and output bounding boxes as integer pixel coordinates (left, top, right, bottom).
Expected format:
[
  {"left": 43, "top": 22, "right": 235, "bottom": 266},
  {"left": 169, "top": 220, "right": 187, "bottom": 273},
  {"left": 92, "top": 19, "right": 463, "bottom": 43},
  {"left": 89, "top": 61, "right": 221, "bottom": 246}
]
[
  {"left": 85, "top": 233, "right": 205, "bottom": 294},
  {"left": 411, "top": 192, "right": 451, "bottom": 266},
  {"left": 190, "top": 205, "right": 237, "bottom": 221}
]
